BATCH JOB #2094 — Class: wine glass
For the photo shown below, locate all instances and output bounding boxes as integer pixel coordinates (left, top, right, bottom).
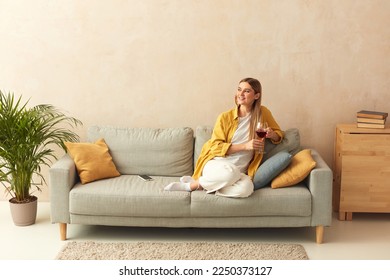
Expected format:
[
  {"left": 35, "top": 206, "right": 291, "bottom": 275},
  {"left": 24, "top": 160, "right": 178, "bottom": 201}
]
[{"left": 255, "top": 121, "right": 268, "bottom": 154}]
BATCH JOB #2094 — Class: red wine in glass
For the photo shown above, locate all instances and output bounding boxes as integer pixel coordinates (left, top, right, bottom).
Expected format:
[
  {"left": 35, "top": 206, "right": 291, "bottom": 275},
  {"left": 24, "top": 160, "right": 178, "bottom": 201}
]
[
  {"left": 255, "top": 121, "right": 268, "bottom": 154},
  {"left": 256, "top": 121, "right": 268, "bottom": 138},
  {"left": 256, "top": 130, "right": 267, "bottom": 138}
]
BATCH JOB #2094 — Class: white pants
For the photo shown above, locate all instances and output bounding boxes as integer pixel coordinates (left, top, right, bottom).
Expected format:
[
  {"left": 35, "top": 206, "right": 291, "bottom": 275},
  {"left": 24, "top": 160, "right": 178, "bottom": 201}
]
[{"left": 199, "top": 159, "right": 254, "bottom": 198}]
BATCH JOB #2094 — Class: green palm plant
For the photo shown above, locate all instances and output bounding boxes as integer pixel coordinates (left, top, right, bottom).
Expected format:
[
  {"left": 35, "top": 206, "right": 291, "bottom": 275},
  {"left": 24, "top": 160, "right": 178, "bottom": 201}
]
[{"left": 0, "top": 91, "right": 82, "bottom": 203}]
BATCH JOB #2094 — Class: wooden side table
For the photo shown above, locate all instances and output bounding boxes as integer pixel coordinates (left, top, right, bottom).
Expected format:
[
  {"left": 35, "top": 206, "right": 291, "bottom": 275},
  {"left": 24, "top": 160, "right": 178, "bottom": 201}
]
[{"left": 333, "top": 124, "right": 390, "bottom": 220}]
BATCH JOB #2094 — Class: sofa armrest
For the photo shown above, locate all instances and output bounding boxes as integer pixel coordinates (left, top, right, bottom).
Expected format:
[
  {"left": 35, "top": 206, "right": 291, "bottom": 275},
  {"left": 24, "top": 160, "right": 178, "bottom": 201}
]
[
  {"left": 306, "top": 149, "right": 333, "bottom": 227},
  {"left": 49, "top": 154, "right": 78, "bottom": 224}
]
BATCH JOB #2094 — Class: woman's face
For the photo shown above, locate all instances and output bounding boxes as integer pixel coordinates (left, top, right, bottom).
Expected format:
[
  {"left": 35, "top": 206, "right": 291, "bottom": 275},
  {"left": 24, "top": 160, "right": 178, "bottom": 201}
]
[{"left": 236, "top": 82, "right": 260, "bottom": 107}]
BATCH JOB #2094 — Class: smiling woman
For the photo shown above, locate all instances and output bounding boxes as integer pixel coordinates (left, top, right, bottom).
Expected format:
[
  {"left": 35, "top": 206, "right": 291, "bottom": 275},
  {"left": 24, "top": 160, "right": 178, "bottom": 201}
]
[{"left": 164, "top": 77, "right": 284, "bottom": 197}]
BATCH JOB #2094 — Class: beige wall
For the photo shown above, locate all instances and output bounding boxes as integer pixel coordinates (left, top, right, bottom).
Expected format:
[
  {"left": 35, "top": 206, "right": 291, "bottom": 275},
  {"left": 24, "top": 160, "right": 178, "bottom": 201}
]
[{"left": 1, "top": 0, "right": 389, "bottom": 201}]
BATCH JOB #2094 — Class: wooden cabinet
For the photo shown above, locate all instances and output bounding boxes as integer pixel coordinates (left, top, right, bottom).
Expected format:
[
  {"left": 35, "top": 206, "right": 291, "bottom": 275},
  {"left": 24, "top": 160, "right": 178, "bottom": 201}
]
[{"left": 333, "top": 124, "right": 390, "bottom": 220}]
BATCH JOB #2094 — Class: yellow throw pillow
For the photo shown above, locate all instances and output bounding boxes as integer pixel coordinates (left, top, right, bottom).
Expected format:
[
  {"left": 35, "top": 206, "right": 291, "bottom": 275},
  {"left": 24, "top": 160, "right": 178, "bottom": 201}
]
[
  {"left": 65, "top": 138, "right": 120, "bottom": 184},
  {"left": 271, "top": 149, "right": 316, "bottom": 188}
]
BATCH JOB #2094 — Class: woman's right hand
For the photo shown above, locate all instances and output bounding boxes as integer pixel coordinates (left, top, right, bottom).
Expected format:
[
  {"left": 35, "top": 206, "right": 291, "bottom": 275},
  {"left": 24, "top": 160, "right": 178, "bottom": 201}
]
[
  {"left": 227, "top": 139, "right": 264, "bottom": 155},
  {"left": 245, "top": 139, "right": 263, "bottom": 152}
]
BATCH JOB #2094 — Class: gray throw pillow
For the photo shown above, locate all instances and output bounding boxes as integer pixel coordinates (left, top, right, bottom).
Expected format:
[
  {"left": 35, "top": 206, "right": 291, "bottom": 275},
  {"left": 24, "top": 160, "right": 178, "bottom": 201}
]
[
  {"left": 262, "top": 128, "right": 301, "bottom": 161},
  {"left": 253, "top": 151, "right": 292, "bottom": 190}
]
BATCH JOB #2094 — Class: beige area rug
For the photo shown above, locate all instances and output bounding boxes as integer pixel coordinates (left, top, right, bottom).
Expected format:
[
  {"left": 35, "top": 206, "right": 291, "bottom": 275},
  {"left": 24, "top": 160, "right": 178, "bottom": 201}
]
[{"left": 56, "top": 241, "right": 308, "bottom": 260}]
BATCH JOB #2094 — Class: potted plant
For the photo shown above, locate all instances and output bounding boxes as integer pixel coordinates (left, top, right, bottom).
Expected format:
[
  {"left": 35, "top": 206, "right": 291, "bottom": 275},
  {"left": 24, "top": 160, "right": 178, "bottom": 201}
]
[{"left": 0, "top": 91, "right": 82, "bottom": 226}]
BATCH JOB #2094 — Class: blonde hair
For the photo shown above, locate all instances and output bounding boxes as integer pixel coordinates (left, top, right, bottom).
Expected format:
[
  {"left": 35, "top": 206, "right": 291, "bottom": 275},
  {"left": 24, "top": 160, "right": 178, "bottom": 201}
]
[{"left": 238, "top": 78, "right": 262, "bottom": 139}]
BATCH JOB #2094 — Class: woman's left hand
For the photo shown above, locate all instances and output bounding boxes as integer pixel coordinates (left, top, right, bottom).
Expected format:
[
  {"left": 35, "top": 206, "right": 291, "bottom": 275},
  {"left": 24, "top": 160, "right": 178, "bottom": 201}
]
[{"left": 266, "top": 127, "right": 280, "bottom": 142}]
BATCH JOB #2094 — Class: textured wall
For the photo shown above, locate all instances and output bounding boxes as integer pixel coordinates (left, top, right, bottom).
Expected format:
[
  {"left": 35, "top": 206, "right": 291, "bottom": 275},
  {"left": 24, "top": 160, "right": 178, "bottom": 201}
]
[{"left": 1, "top": 0, "right": 389, "bottom": 201}]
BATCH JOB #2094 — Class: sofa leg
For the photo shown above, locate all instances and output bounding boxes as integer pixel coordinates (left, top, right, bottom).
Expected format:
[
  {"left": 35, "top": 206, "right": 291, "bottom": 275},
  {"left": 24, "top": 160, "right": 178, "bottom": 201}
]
[
  {"left": 60, "top": 223, "right": 67, "bottom": 241},
  {"left": 316, "top": 225, "right": 324, "bottom": 244}
]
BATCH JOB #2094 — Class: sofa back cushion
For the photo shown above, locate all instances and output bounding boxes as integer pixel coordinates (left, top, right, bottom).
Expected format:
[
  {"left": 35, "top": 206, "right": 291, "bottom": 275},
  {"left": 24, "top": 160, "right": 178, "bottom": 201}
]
[
  {"left": 194, "top": 126, "right": 213, "bottom": 166},
  {"left": 88, "top": 126, "right": 194, "bottom": 176}
]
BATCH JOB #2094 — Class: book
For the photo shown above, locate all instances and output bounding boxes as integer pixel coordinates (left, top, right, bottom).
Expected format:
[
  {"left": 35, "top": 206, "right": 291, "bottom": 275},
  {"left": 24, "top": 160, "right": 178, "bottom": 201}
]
[
  {"left": 357, "top": 117, "right": 386, "bottom": 124},
  {"left": 357, "top": 110, "right": 388, "bottom": 119},
  {"left": 357, "top": 122, "right": 385, "bottom": 129}
]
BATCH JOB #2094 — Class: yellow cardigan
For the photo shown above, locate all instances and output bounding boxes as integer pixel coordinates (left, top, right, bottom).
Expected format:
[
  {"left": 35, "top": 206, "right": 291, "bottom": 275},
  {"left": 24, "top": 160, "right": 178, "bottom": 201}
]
[{"left": 193, "top": 106, "right": 284, "bottom": 180}]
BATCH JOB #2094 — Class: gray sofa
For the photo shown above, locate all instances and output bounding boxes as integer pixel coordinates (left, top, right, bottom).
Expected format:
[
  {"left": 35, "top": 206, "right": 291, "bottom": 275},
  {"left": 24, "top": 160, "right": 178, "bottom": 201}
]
[{"left": 50, "top": 126, "right": 332, "bottom": 243}]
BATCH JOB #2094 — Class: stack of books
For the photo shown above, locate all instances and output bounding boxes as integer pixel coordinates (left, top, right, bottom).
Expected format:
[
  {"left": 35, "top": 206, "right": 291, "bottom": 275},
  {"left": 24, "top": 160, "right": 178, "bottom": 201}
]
[{"left": 357, "top": 110, "right": 388, "bottom": 128}]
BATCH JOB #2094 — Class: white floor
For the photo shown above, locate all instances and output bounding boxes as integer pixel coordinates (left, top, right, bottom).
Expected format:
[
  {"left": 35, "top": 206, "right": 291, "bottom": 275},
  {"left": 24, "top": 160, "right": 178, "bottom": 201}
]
[{"left": 1, "top": 201, "right": 390, "bottom": 260}]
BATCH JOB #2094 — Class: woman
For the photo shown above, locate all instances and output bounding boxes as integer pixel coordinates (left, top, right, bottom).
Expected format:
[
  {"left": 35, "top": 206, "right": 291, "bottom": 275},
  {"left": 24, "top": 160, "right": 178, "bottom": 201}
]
[{"left": 165, "top": 77, "right": 283, "bottom": 197}]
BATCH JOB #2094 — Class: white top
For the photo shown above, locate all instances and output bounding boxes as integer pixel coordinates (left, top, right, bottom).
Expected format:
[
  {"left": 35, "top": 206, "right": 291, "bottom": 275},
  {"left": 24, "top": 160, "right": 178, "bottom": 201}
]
[{"left": 214, "top": 114, "right": 254, "bottom": 173}]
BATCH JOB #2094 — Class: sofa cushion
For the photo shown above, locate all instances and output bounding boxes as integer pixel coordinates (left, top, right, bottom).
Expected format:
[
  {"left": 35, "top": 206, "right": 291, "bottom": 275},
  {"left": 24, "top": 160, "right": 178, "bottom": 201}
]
[
  {"left": 88, "top": 126, "right": 194, "bottom": 176},
  {"left": 271, "top": 149, "right": 316, "bottom": 188},
  {"left": 194, "top": 126, "right": 213, "bottom": 166},
  {"left": 253, "top": 151, "right": 292, "bottom": 190},
  {"left": 69, "top": 174, "right": 311, "bottom": 218},
  {"left": 69, "top": 175, "right": 191, "bottom": 217},
  {"left": 191, "top": 184, "right": 311, "bottom": 217},
  {"left": 65, "top": 138, "right": 120, "bottom": 184}
]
